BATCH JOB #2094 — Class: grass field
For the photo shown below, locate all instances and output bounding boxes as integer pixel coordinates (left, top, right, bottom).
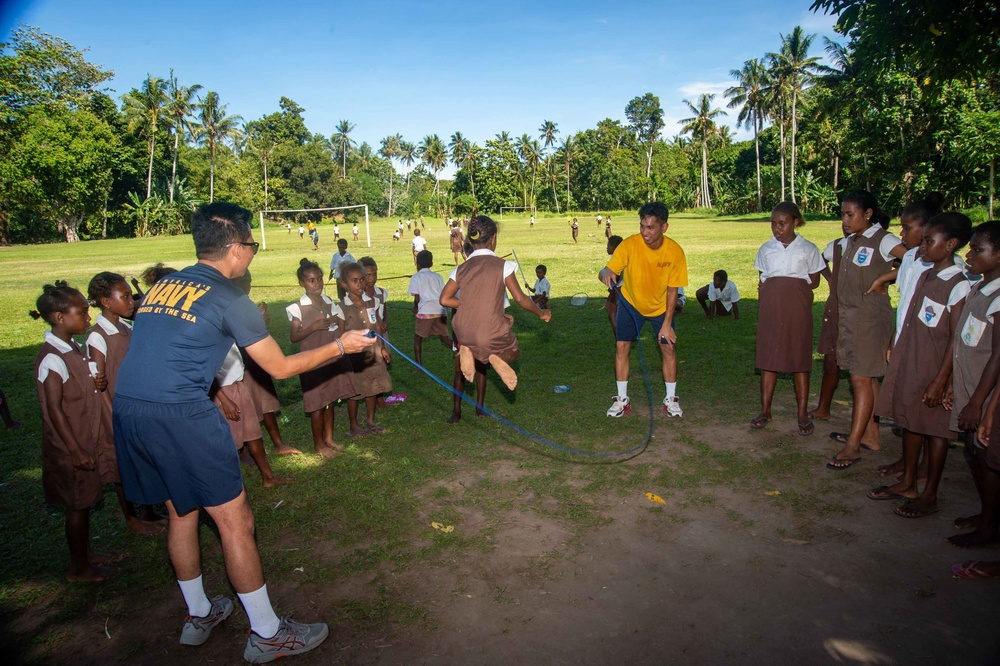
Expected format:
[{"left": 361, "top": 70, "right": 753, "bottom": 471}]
[{"left": 9, "top": 210, "right": 979, "bottom": 663}]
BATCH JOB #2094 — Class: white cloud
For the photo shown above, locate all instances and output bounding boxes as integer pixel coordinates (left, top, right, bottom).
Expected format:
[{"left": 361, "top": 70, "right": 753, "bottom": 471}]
[{"left": 677, "top": 81, "right": 730, "bottom": 99}]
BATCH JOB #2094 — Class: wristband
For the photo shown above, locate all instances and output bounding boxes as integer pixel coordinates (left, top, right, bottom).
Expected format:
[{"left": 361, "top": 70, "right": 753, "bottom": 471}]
[{"left": 336, "top": 338, "right": 345, "bottom": 356}]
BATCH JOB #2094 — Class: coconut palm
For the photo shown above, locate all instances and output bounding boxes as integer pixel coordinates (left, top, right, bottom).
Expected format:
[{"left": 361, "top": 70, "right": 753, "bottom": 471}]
[
  {"left": 379, "top": 133, "right": 402, "bottom": 215},
  {"left": 557, "top": 136, "right": 577, "bottom": 210},
  {"left": 462, "top": 142, "right": 481, "bottom": 202},
  {"left": 356, "top": 142, "right": 374, "bottom": 172},
  {"left": 763, "top": 54, "right": 792, "bottom": 201},
  {"left": 194, "top": 90, "right": 243, "bottom": 203},
  {"left": 449, "top": 132, "right": 467, "bottom": 168},
  {"left": 538, "top": 120, "right": 558, "bottom": 155},
  {"left": 122, "top": 74, "right": 168, "bottom": 199},
  {"left": 725, "top": 58, "right": 770, "bottom": 211},
  {"left": 331, "top": 119, "right": 356, "bottom": 179},
  {"left": 164, "top": 71, "right": 201, "bottom": 204},
  {"left": 418, "top": 134, "right": 447, "bottom": 196},
  {"left": 399, "top": 139, "right": 417, "bottom": 194},
  {"left": 518, "top": 134, "right": 541, "bottom": 208},
  {"left": 772, "top": 26, "right": 823, "bottom": 203},
  {"left": 680, "top": 94, "right": 726, "bottom": 209}
]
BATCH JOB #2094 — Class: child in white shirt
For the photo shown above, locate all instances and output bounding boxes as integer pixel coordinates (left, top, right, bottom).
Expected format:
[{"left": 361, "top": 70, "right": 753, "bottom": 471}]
[
  {"left": 696, "top": 270, "right": 740, "bottom": 319},
  {"left": 408, "top": 250, "right": 452, "bottom": 364}
]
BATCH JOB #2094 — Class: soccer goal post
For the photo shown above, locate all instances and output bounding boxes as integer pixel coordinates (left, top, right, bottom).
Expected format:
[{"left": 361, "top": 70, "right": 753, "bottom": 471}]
[
  {"left": 257, "top": 204, "right": 370, "bottom": 250},
  {"left": 499, "top": 206, "right": 536, "bottom": 221}
]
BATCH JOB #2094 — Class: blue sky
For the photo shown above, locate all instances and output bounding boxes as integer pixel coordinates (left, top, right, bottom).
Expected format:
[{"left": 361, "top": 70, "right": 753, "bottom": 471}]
[{"left": 4, "top": 0, "right": 840, "bottom": 174}]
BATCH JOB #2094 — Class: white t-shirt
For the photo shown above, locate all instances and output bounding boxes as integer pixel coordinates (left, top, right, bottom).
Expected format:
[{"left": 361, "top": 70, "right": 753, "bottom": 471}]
[
  {"left": 533, "top": 277, "right": 551, "bottom": 297},
  {"left": 333, "top": 225, "right": 340, "bottom": 234},
  {"left": 329, "top": 251, "right": 356, "bottom": 276},
  {"left": 754, "top": 233, "right": 826, "bottom": 283},
  {"left": 408, "top": 268, "right": 447, "bottom": 316},
  {"left": 215, "top": 343, "right": 245, "bottom": 387},
  {"left": 352, "top": 224, "right": 358, "bottom": 233},
  {"left": 706, "top": 280, "right": 741, "bottom": 312},
  {"left": 412, "top": 236, "right": 428, "bottom": 253},
  {"left": 449, "top": 249, "right": 516, "bottom": 309}
]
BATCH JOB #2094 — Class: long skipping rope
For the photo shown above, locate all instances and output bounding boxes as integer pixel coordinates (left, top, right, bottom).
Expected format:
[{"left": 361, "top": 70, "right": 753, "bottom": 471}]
[{"left": 369, "top": 283, "right": 655, "bottom": 462}]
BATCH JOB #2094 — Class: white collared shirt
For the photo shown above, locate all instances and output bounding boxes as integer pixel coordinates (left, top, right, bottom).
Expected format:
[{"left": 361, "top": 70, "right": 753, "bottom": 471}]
[
  {"left": 37, "top": 330, "right": 79, "bottom": 383},
  {"left": 86, "top": 313, "right": 131, "bottom": 357},
  {"left": 533, "top": 277, "right": 551, "bottom": 297},
  {"left": 755, "top": 233, "right": 826, "bottom": 282},
  {"left": 285, "top": 294, "right": 344, "bottom": 328},
  {"left": 408, "top": 269, "right": 446, "bottom": 316}
]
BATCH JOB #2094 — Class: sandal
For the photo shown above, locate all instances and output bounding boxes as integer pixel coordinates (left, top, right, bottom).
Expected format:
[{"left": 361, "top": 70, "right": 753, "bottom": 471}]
[
  {"left": 367, "top": 423, "right": 386, "bottom": 435},
  {"left": 951, "top": 561, "right": 1000, "bottom": 579},
  {"left": 344, "top": 428, "right": 369, "bottom": 438},
  {"left": 826, "top": 456, "right": 861, "bottom": 470},
  {"left": 750, "top": 415, "right": 771, "bottom": 430},
  {"left": 797, "top": 420, "right": 815, "bottom": 436},
  {"left": 894, "top": 499, "right": 938, "bottom": 519}
]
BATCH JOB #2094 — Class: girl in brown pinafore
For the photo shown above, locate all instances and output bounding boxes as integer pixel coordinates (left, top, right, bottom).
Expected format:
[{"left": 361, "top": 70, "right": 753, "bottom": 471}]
[
  {"left": 339, "top": 262, "right": 393, "bottom": 436},
  {"left": 828, "top": 191, "right": 907, "bottom": 469},
  {"left": 809, "top": 231, "right": 847, "bottom": 421},
  {"left": 286, "top": 258, "right": 357, "bottom": 457},
  {"left": 32, "top": 282, "right": 118, "bottom": 582},
  {"left": 86, "top": 272, "right": 165, "bottom": 536},
  {"left": 871, "top": 213, "right": 973, "bottom": 517},
  {"left": 439, "top": 215, "right": 551, "bottom": 399}
]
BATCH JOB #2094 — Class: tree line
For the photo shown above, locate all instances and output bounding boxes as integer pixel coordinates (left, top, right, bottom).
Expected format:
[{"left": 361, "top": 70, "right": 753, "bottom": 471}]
[{"left": 1, "top": 2, "right": 997, "bottom": 244}]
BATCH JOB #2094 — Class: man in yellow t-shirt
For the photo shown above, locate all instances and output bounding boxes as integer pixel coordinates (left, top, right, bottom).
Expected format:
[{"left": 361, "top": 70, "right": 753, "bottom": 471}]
[{"left": 598, "top": 202, "right": 688, "bottom": 418}]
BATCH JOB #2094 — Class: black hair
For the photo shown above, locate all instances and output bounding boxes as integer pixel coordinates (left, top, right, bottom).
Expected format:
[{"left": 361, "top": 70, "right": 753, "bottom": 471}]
[
  {"left": 467, "top": 215, "right": 498, "bottom": 247},
  {"left": 535, "top": 264, "right": 546, "bottom": 274},
  {"left": 358, "top": 256, "right": 378, "bottom": 269},
  {"left": 29, "top": 281, "right": 83, "bottom": 323},
  {"left": 296, "top": 257, "right": 322, "bottom": 282},
  {"left": 232, "top": 269, "right": 252, "bottom": 296},
  {"left": 900, "top": 192, "right": 944, "bottom": 226},
  {"left": 416, "top": 250, "right": 433, "bottom": 269},
  {"left": 87, "top": 271, "right": 127, "bottom": 307},
  {"left": 926, "top": 212, "right": 973, "bottom": 251},
  {"left": 771, "top": 202, "right": 805, "bottom": 227},
  {"left": 338, "top": 261, "right": 364, "bottom": 290},
  {"left": 192, "top": 202, "right": 253, "bottom": 260},
  {"left": 638, "top": 201, "right": 669, "bottom": 223},
  {"left": 607, "top": 235, "right": 624, "bottom": 252},
  {"left": 337, "top": 239, "right": 348, "bottom": 248},
  {"left": 463, "top": 240, "right": 474, "bottom": 255},
  {"left": 713, "top": 269, "right": 729, "bottom": 283},
  {"left": 972, "top": 221, "right": 1000, "bottom": 250},
  {"left": 842, "top": 190, "right": 890, "bottom": 229},
  {"left": 140, "top": 263, "right": 177, "bottom": 286}
]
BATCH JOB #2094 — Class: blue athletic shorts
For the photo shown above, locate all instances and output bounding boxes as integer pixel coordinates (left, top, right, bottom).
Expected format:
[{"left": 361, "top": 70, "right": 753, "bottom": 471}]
[
  {"left": 615, "top": 296, "right": 674, "bottom": 343},
  {"left": 113, "top": 396, "right": 243, "bottom": 515}
]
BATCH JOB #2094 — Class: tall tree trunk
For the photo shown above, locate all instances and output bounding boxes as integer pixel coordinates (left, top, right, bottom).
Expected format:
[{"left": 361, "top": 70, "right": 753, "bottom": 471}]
[
  {"left": 102, "top": 193, "right": 108, "bottom": 239},
  {"left": 209, "top": 146, "right": 215, "bottom": 203},
  {"left": 471, "top": 173, "right": 476, "bottom": 202},
  {"left": 701, "top": 141, "right": 710, "bottom": 208},
  {"left": 387, "top": 170, "right": 394, "bottom": 216},
  {"left": 565, "top": 159, "right": 570, "bottom": 210},
  {"left": 790, "top": 91, "right": 797, "bottom": 204},
  {"left": 834, "top": 145, "right": 840, "bottom": 189},
  {"left": 779, "top": 110, "right": 786, "bottom": 202},
  {"left": 146, "top": 135, "right": 155, "bottom": 199},
  {"left": 530, "top": 165, "right": 537, "bottom": 207},
  {"left": 263, "top": 160, "right": 269, "bottom": 212},
  {"left": 754, "top": 114, "right": 762, "bottom": 212},
  {"left": 170, "top": 130, "right": 179, "bottom": 204}
]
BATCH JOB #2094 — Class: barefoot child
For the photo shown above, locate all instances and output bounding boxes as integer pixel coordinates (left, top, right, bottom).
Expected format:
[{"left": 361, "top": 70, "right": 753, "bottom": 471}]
[
  {"left": 340, "top": 262, "right": 392, "bottom": 435},
  {"left": 570, "top": 217, "right": 579, "bottom": 244},
  {"left": 86, "top": 272, "right": 165, "bottom": 535},
  {"left": 286, "top": 258, "right": 356, "bottom": 457},
  {"left": 809, "top": 230, "right": 848, "bottom": 421},
  {"left": 525, "top": 264, "right": 551, "bottom": 308},
  {"left": 751, "top": 203, "right": 825, "bottom": 435},
  {"left": 871, "top": 213, "right": 973, "bottom": 517},
  {"left": 31, "top": 282, "right": 118, "bottom": 581},
  {"left": 440, "top": 215, "right": 551, "bottom": 392},
  {"left": 828, "top": 190, "right": 906, "bottom": 469},
  {"left": 949, "top": 221, "right": 1000, "bottom": 547},
  {"left": 211, "top": 343, "right": 294, "bottom": 487},
  {"left": 408, "top": 250, "right": 452, "bottom": 365}
]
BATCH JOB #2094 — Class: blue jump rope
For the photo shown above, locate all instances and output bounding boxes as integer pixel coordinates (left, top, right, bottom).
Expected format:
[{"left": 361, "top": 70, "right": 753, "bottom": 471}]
[{"left": 364, "top": 283, "right": 656, "bottom": 461}]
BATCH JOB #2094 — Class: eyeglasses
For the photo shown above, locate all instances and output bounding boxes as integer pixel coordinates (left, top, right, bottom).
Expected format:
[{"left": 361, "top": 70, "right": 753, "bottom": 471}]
[{"left": 229, "top": 241, "right": 260, "bottom": 255}]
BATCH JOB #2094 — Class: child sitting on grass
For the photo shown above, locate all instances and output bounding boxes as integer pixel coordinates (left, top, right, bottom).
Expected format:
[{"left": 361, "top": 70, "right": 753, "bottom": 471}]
[
  {"left": 524, "top": 264, "right": 551, "bottom": 308},
  {"left": 695, "top": 270, "right": 740, "bottom": 320},
  {"left": 408, "top": 250, "right": 452, "bottom": 365}
]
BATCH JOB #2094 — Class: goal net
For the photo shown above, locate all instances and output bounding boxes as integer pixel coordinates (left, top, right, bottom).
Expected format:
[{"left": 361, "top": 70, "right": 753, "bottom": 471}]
[
  {"left": 257, "top": 204, "right": 370, "bottom": 250},
  {"left": 499, "top": 206, "right": 536, "bottom": 221}
]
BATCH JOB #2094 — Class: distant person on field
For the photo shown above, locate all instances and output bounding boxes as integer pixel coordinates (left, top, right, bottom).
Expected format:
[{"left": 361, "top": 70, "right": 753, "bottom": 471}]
[
  {"left": 570, "top": 217, "right": 579, "bottom": 244},
  {"left": 412, "top": 228, "right": 428, "bottom": 268},
  {"left": 599, "top": 202, "right": 687, "bottom": 419},
  {"left": 450, "top": 220, "right": 465, "bottom": 265},
  {"left": 530, "top": 214, "right": 535, "bottom": 229},
  {"left": 696, "top": 270, "right": 741, "bottom": 320},
  {"left": 408, "top": 250, "right": 452, "bottom": 365},
  {"left": 525, "top": 264, "right": 550, "bottom": 308},
  {"left": 308, "top": 221, "right": 319, "bottom": 250},
  {"left": 333, "top": 223, "right": 340, "bottom": 241},
  {"left": 298, "top": 224, "right": 305, "bottom": 239},
  {"left": 352, "top": 223, "right": 359, "bottom": 241}
]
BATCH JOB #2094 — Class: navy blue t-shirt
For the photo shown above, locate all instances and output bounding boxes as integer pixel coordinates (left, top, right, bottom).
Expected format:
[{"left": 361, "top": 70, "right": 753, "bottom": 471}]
[{"left": 116, "top": 263, "right": 269, "bottom": 403}]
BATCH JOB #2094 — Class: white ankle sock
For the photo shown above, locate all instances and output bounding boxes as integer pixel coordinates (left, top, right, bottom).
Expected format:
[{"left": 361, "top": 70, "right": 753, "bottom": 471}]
[
  {"left": 616, "top": 381, "right": 628, "bottom": 400},
  {"left": 178, "top": 575, "right": 211, "bottom": 618},
  {"left": 238, "top": 584, "right": 281, "bottom": 638},
  {"left": 666, "top": 382, "right": 676, "bottom": 399}
]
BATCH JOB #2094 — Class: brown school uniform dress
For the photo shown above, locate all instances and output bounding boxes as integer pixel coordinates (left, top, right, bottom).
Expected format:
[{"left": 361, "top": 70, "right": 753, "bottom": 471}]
[
  {"left": 817, "top": 241, "right": 843, "bottom": 356},
  {"left": 241, "top": 350, "right": 282, "bottom": 422},
  {"left": 836, "top": 227, "right": 896, "bottom": 377},
  {"left": 450, "top": 227, "right": 464, "bottom": 253},
  {"left": 212, "top": 344, "right": 262, "bottom": 446},
  {"left": 87, "top": 315, "right": 130, "bottom": 484},
  {"left": 452, "top": 253, "right": 518, "bottom": 363},
  {"left": 35, "top": 334, "right": 104, "bottom": 510},
  {"left": 341, "top": 294, "right": 393, "bottom": 398},
  {"left": 876, "top": 265, "right": 967, "bottom": 438},
  {"left": 952, "top": 278, "right": 1000, "bottom": 434},
  {"left": 287, "top": 294, "right": 357, "bottom": 413},
  {"left": 756, "top": 277, "right": 814, "bottom": 373}
]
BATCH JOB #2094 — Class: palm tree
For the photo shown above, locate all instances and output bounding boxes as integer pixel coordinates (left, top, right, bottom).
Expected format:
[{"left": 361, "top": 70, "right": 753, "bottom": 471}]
[
  {"left": 763, "top": 54, "right": 792, "bottom": 201},
  {"left": 448, "top": 132, "right": 467, "bottom": 169},
  {"left": 725, "top": 58, "right": 770, "bottom": 211},
  {"left": 518, "top": 134, "right": 541, "bottom": 208},
  {"left": 355, "top": 142, "right": 374, "bottom": 172},
  {"left": 122, "top": 74, "right": 168, "bottom": 199},
  {"left": 164, "top": 71, "right": 201, "bottom": 204},
  {"left": 539, "top": 121, "right": 559, "bottom": 212},
  {"left": 545, "top": 154, "right": 560, "bottom": 213},
  {"left": 249, "top": 132, "right": 275, "bottom": 212},
  {"left": 680, "top": 94, "right": 726, "bottom": 209},
  {"left": 558, "top": 136, "right": 577, "bottom": 210},
  {"left": 462, "top": 142, "right": 481, "bottom": 202},
  {"left": 773, "top": 26, "right": 823, "bottom": 203},
  {"left": 418, "top": 134, "right": 447, "bottom": 196},
  {"left": 399, "top": 139, "right": 417, "bottom": 194},
  {"left": 495, "top": 130, "right": 512, "bottom": 145},
  {"left": 331, "top": 119, "right": 356, "bottom": 179},
  {"left": 194, "top": 90, "right": 243, "bottom": 203},
  {"left": 379, "top": 133, "right": 401, "bottom": 215}
]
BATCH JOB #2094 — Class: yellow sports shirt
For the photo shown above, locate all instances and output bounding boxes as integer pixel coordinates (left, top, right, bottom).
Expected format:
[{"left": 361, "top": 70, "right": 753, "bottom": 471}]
[{"left": 606, "top": 234, "right": 688, "bottom": 317}]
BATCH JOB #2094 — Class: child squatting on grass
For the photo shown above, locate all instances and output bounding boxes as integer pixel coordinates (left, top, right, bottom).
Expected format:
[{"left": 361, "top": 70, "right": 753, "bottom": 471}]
[
  {"left": 524, "top": 264, "right": 551, "bottom": 308},
  {"left": 440, "top": 215, "right": 551, "bottom": 393},
  {"left": 31, "top": 281, "right": 121, "bottom": 582}
]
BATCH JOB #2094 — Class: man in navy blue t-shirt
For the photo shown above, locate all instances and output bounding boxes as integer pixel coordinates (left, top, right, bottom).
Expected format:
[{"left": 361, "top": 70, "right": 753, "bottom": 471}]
[{"left": 114, "top": 203, "right": 374, "bottom": 662}]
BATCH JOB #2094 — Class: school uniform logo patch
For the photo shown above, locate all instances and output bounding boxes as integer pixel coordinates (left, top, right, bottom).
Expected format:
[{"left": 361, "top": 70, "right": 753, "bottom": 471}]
[
  {"left": 366, "top": 308, "right": 377, "bottom": 325},
  {"left": 961, "top": 314, "right": 987, "bottom": 347},
  {"left": 853, "top": 247, "right": 873, "bottom": 266},
  {"left": 919, "top": 296, "right": 945, "bottom": 328}
]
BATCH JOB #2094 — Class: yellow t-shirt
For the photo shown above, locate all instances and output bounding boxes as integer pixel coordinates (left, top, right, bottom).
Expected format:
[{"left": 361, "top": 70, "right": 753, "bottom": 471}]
[{"left": 606, "top": 234, "right": 688, "bottom": 317}]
